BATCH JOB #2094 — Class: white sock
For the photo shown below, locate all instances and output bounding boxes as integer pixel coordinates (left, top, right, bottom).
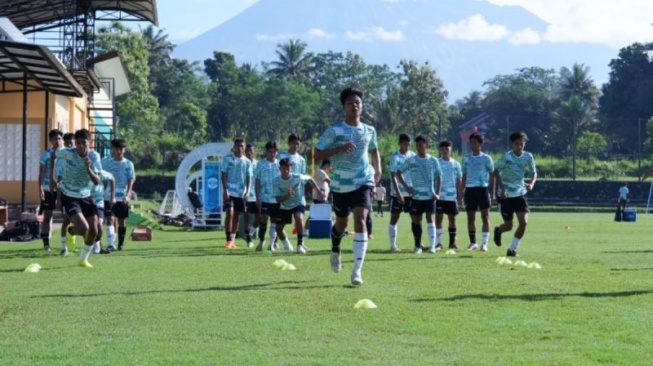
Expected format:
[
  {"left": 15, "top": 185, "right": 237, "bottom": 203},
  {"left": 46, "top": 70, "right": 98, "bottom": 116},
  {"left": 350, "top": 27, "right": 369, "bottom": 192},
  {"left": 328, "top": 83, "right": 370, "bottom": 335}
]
[
  {"left": 353, "top": 232, "right": 368, "bottom": 273},
  {"left": 284, "top": 238, "right": 292, "bottom": 248},
  {"left": 269, "top": 224, "right": 277, "bottom": 245},
  {"left": 509, "top": 237, "right": 521, "bottom": 251},
  {"left": 388, "top": 224, "right": 397, "bottom": 248},
  {"left": 427, "top": 223, "right": 436, "bottom": 247},
  {"left": 80, "top": 244, "right": 92, "bottom": 261},
  {"left": 60, "top": 236, "right": 66, "bottom": 249},
  {"left": 436, "top": 228, "right": 443, "bottom": 245},
  {"left": 107, "top": 225, "right": 116, "bottom": 247},
  {"left": 481, "top": 232, "right": 490, "bottom": 246},
  {"left": 92, "top": 242, "right": 100, "bottom": 254}
]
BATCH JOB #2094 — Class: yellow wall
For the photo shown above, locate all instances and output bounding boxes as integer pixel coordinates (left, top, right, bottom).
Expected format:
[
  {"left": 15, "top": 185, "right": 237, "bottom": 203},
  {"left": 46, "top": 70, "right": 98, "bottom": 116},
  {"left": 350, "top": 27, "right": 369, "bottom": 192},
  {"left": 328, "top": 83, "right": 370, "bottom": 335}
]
[{"left": 0, "top": 90, "right": 89, "bottom": 206}]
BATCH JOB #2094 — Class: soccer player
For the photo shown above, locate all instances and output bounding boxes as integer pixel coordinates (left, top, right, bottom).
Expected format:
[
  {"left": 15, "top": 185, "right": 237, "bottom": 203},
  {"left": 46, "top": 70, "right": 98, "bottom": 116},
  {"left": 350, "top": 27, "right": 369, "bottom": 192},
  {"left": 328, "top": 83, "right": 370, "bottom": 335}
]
[
  {"left": 493, "top": 131, "right": 537, "bottom": 257},
  {"left": 435, "top": 140, "right": 463, "bottom": 251},
  {"left": 38, "top": 129, "right": 63, "bottom": 253},
  {"left": 461, "top": 132, "right": 495, "bottom": 252},
  {"left": 616, "top": 182, "right": 629, "bottom": 220},
  {"left": 91, "top": 170, "right": 115, "bottom": 254},
  {"left": 101, "top": 139, "right": 136, "bottom": 251},
  {"left": 273, "top": 158, "right": 323, "bottom": 254},
  {"left": 388, "top": 133, "right": 416, "bottom": 252},
  {"left": 395, "top": 135, "right": 442, "bottom": 253},
  {"left": 314, "top": 87, "right": 382, "bottom": 286},
  {"left": 245, "top": 144, "right": 260, "bottom": 247},
  {"left": 222, "top": 138, "right": 253, "bottom": 249},
  {"left": 374, "top": 183, "right": 386, "bottom": 217},
  {"left": 255, "top": 141, "right": 281, "bottom": 251},
  {"left": 278, "top": 133, "right": 306, "bottom": 174},
  {"left": 51, "top": 129, "right": 102, "bottom": 268},
  {"left": 59, "top": 133, "right": 76, "bottom": 250},
  {"left": 312, "top": 159, "right": 331, "bottom": 204}
]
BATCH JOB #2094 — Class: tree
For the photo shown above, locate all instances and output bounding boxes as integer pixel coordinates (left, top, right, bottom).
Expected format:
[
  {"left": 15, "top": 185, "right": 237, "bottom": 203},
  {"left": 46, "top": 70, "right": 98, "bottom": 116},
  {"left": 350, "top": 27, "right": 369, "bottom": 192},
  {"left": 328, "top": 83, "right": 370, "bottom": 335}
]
[
  {"left": 267, "top": 38, "right": 314, "bottom": 85},
  {"left": 577, "top": 131, "right": 607, "bottom": 162}
]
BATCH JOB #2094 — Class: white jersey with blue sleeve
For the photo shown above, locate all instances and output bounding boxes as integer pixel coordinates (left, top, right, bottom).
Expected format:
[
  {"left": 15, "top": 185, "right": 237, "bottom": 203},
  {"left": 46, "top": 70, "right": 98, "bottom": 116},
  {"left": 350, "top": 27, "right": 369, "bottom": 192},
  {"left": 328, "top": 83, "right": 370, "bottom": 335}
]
[
  {"left": 273, "top": 173, "right": 310, "bottom": 210},
  {"left": 389, "top": 150, "right": 416, "bottom": 198},
  {"left": 39, "top": 149, "right": 63, "bottom": 192},
  {"left": 438, "top": 158, "right": 462, "bottom": 201},
  {"left": 462, "top": 153, "right": 494, "bottom": 188},
  {"left": 56, "top": 148, "right": 102, "bottom": 198},
  {"left": 495, "top": 151, "right": 536, "bottom": 197},
  {"left": 101, "top": 157, "right": 135, "bottom": 201},
  {"left": 247, "top": 159, "right": 257, "bottom": 202},
  {"left": 254, "top": 159, "right": 280, "bottom": 204},
  {"left": 92, "top": 170, "right": 115, "bottom": 208},
  {"left": 222, "top": 154, "right": 253, "bottom": 198},
  {"left": 277, "top": 151, "right": 306, "bottom": 174},
  {"left": 316, "top": 121, "right": 377, "bottom": 193},
  {"left": 399, "top": 155, "right": 441, "bottom": 200}
]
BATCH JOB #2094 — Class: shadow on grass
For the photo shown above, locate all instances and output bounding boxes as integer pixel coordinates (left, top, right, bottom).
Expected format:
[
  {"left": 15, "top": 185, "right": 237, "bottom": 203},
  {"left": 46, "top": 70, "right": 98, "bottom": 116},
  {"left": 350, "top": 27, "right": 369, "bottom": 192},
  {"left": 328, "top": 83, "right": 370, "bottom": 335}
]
[
  {"left": 611, "top": 267, "right": 653, "bottom": 272},
  {"left": 603, "top": 250, "right": 653, "bottom": 254},
  {"left": 33, "top": 280, "right": 343, "bottom": 298},
  {"left": 413, "top": 289, "right": 653, "bottom": 302},
  {"left": 0, "top": 248, "right": 62, "bottom": 260}
]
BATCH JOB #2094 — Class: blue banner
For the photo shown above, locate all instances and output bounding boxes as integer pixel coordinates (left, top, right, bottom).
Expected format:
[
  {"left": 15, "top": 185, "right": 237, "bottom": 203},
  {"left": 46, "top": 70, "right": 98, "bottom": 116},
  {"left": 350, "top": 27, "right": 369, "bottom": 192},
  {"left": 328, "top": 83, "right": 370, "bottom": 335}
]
[{"left": 204, "top": 162, "right": 222, "bottom": 213}]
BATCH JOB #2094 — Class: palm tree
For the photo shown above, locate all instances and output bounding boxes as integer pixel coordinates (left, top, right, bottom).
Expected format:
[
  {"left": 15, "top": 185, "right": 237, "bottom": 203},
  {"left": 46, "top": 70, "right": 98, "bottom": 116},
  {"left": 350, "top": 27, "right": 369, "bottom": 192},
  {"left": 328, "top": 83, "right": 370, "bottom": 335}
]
[
  {"left": 268, "top": 38, "right": 313, "bottom": 84},
  {"left": 140, "top": 25, "right": 174, "bottom": 68}
]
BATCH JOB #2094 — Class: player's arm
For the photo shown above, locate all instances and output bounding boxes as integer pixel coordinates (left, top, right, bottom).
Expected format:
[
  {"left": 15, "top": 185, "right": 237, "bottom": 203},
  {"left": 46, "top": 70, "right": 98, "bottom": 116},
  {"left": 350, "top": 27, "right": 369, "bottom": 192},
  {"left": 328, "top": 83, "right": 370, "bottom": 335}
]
[
  {"left": 243, "top": 175, "right": 251, "bottom": 199},
  {"left": 307, "top": 177, "right": 323, "bottom": 201},
  {"left": 455, "top": 177, "right": 463, "bottom": 205},
  {"left": 370, "top": 148, "right": 381, "bottom": 184},
  {"left": 492, "top": 169, "right": 504, "bottom": 199},
  {"left": 125, "top": 178, "right": 135, "bottom": 203},
  {"left": 109, "top": 176, "right": 116, "bottom": 205},
  {"left": 255, "top": 178, "right": 262, "bottom": 208},
  {"left": 38, "top": 164, "right": 46, "bottom": 200},
  {"left": 434, "top": 176, "right": 441, "bottom": 200},
  {"left": 49, "top": 153, "right": 58, "bottom": 193},
  {"left": 85, "top": 157, "right": 100, "bottom": 185},
  {"left": 221, "top": 171, "right": 229, "bottom": 199},
  {"left": 526, "top": 171, "right": 537, "bottom": 192},
  {"left": 396, "top": 170, "right": 413, "bottom": 196},
  {"left": 314, "top": 145, "right": 349, "bottom": 160}
]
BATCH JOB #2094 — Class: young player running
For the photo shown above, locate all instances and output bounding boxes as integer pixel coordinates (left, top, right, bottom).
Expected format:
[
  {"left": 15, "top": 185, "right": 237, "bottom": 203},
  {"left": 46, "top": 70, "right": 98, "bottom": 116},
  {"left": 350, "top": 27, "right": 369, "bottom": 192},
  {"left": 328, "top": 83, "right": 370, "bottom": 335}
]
[
  {"left": 388, "top": 133, "right": 416, "bottom": 252},
  {"left": 493, "top": 131, "right": 537, "bottom": 257},
  {"left": 101, "top": 139, "right": 135, "bottom": 251},
  {"left": 255, "top": 141, "right": 281, "bottom": 251},
  {"left": 38, "top": 129, "right": 63, "bottom": 253}
]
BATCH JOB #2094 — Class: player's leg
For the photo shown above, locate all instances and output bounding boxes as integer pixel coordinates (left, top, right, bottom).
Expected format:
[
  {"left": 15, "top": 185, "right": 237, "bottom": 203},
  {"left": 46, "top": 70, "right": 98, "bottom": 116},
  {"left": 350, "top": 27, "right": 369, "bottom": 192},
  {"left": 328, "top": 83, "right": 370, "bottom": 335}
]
[
  {"left": 223, "top": 197, "right": 235, "bottom": 248},
  {"left": 40, "top": 192, "right": 56, "bottom": 252},
  {"left": 435, "top": 201, "right": 444, "bottom": 249},
  {"left": 294, "top": 209, "right": 307, "bottom": 254},
  {"left": 479, "top": 188, "right": 492, "bottom": 251},
  {"left": 350, "top": 191, "right": 371, "bottom": 286},
  {"left": 115, "top": 203, "right": 129, "bottom": 251},
  {"left": 425, "top": 201, "right": 437, "bottom": 252},
  {"left": 388, "top": 196, "right": 403, "bottom": 252}
]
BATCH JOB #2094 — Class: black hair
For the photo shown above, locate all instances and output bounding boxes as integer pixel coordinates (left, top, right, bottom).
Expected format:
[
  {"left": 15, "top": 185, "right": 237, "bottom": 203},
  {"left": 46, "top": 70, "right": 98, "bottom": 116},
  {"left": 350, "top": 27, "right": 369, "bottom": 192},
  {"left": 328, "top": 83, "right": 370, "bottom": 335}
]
[
  {"left": 245, "top": 143, "right": 254, "bottom": 149},
  {"left": 509, "top": 131, "right": 528, "bottom": 142},
  {"left": 399, "top": 133, "right": 411, "bottom": 143},
  {"left": 279, "top": 158, "right": 290, "bottom": 167},
  {"left": 111, "top": 138, "right": 127, "bottom": 149},
  {"left": 264, "top": 141, "right": 278, "bottom": 151},
  {"left": 339, "top": 87, "right": 363, "bottom": 106},
  {"left": 74, "top": 129, "right": 91, "bottom": 140},
  {"left": 48, "top": 129, "right": 63, "bottom": 139},
  {"left": 415, "top": 134, "right": 428, "bottom": 144},
  {"left": 321, "top": 159, "right": 331, "bottom": 167},
  {"left": 287, "top": 134, "right": 301, "bottom": 143},
  {"left": 63, "top": 132, "right": 74, "bottom": 142},
  {"left": 469, "top": 132, "right": 484, "bottom": 144},
  {"left": 233, "top": 137, "right": 245, "bottom": 145},
  {"left": 439, "top": 140, "right": 452, "bottom": 148}
]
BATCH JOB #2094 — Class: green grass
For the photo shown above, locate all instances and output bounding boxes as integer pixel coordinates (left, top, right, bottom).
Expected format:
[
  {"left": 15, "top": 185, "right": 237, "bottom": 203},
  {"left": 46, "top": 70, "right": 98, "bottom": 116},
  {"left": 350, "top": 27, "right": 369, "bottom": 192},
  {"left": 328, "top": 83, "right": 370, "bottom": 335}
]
[{"left": 1, "top": 210, "right": 652, "bottom": 365}]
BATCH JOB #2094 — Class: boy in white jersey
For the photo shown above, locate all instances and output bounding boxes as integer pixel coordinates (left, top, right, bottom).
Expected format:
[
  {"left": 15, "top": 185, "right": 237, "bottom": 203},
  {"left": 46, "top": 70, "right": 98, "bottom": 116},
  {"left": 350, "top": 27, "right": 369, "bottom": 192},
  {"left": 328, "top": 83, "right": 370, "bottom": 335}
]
[
  {"left": 396, "top": 135, "right": 442, "bottom": 254},
  {"left": 374, "top": 183, "right": 386, "bottom": 217},
  {"left": 101, "top": 139, "right": 136, "bottom": 251},
  {"left": 244, "top": 144, "right": 260, "bottom": 247},
  {"left": 255, "top": 141, "right": 281, "bottom": 251},
  {"left": 616, "top": 182, "right": 629, "bottom": 221},
  {"left": 315, "top": 87, "right": 382, "bottom": 286},
  {"left": 435, "top": 140, "right": 463, "bottom": 251},
  {"left": 58, "top": 133, "right": 76, "bottom": 250},
  {"left": 461, "top": 132, "right": 495, "bottom": 252},
  {"left": 222, "top": 138, "right": 253, "bottom": 249},
  {"left": 278, "top": 134, "right": 306, "bottom": 174},
  {"left": 91, "top": 170, "right": 115, "bottom": 254},
  {"left": 273, "top": 158, "right": 323, "bottom": 254},
  {"left": 388, "top": 133, "right": 416, "bottom": 252},
  {"left": 38, "top": 129, "right": 63, "bottom": 253},
  {"left": 493, "top": 131, "right": 537, "bottom": 257},
  {"left": 51, "top": 129, "right": 102, "bottom": 268}
]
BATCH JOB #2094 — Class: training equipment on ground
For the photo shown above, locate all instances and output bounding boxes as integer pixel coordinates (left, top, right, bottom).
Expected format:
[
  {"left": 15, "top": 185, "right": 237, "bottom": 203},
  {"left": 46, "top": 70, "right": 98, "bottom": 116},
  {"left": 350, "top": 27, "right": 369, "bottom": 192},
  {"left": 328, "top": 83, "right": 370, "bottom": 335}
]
[
  {"left": 354, "top": 299, "right": 377, "bottom": 309},
  {"left": 24, "top": 263, "right": 41, "bottom": 273}
]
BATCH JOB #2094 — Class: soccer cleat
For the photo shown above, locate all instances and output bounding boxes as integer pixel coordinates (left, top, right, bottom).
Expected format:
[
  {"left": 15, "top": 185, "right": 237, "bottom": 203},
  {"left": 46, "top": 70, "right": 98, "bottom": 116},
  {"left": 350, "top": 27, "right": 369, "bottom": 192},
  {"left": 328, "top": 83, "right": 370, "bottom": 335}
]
[
  {"left": 480, "top": 244, "right": 488, "bottom": 252},
  {"left": 390, "top": 246, "right": 401, "bottom": 253},
  {"left": 246, "top": 241, "right": 254, "bottom": 248},
  {"left": 428, "top": 245, "right": 436, "bottom": 254},
  {"left": 107, "top": 246, "right": 116, "bottom": 252},
  {"left": 330, "top": 252, "right": 342, "bottom": 273},
  {"left": 435, "top": 243, "right": 443, "bottom": 251},
  {"left": 466, "top": 243, "right": 478, "bottom": 251},
  {"left": 414, "top": 247, "right": 422, "bottom": 254},
  {"left": 60, "top": 248, "right": 68, "bottom": 256},
  {"left": 78, "top": 260, "right": 93, "bottom": 268},
  {"left": 224, "top": 241, "right": 235, "bottom": 249},
  {"left": 351, "top": 270, "right": 363, "bottom": 286},
  {"left": 118, "top": 245, "right": 124, "bottom": 251},
  {"left": 100, "top": 248, "right": 112, "bottom": 254},
  {"left": 494, "top": 227, "right": 502, "bottom": 247},
  {"left": 44, "top": 244, "right": 51, "bottom": 252},
  {"left": 449, "top": 243, "right": 459, "bottom": 250},
  {"left": 283, "top": 242, "right": 293, "bottom": 252},
  {"left": 506, "top": 249, "right": 519, "bottom": 257},
  {"left": 297, "top": 244, "right": 307, "bottom": 254},
  {"left": 255, "top": 241, "right": 264, "bottom": 252}
]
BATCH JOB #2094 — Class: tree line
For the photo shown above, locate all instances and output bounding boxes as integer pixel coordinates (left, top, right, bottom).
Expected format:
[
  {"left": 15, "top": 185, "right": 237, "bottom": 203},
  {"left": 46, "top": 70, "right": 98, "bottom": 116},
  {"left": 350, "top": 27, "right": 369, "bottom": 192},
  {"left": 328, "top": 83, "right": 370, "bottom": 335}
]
[{"left": 95, "top": 23, "right": 653, "bottom": 175}]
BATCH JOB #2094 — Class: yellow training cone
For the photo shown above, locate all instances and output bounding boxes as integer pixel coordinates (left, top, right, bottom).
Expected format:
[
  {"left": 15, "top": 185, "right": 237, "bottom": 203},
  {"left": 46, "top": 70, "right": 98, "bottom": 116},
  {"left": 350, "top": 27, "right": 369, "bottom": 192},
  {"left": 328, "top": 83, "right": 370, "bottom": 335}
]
[
  {"left": 495, "top": 256, "right": 505, "bottom": 263},
  {"left": 499, "top": 257, "right": 513, "bottom": 266},
  {"left": 281, "top": 263, "right": 297, "bottom": 271},
  {"left": 273, "top": 259, "right": 288, "bottom": 268},
  {"left": 514, "top": 260, "right": 528, "bottom": 267},
  {"left": 354, "top": 299, "right": 377, "bottom": 309},
  {"left": 445, "top": 249, "right": 456, "bottom": 255},
  {"left": 24, "top": 263, "right": 41, "bottom": 273},
  {"left": 527, "top": 262, "right": 542, "bottom": 269}
]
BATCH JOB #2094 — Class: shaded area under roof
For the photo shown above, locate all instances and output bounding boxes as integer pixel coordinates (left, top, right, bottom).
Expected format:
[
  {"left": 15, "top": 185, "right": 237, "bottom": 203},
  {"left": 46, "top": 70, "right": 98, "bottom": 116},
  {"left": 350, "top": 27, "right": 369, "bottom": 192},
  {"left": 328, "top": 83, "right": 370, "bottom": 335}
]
[
  {"left": 0, "top": 0, "right": 158, "bottom": 29},
  {"left": 0, "top": 40, "right": 85, "bottom": 97}
]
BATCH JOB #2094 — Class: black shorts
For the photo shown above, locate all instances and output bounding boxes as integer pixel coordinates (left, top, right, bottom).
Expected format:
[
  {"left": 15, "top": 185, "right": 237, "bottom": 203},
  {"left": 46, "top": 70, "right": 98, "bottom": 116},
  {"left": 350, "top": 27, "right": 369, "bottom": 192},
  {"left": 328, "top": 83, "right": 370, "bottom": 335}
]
[
  {"left": 332, "top": 185, "right": 372, "bottom": 218},
  {"left": 436, "top": 200, "right": 459, "bottom": 216},
  {"left": 389, "top": 196, "right": 411, "bottom": 214},
  {"left": 260, "top": 202, "right": 280, "bottom": 218},
  {"left": 112, "top": 202, "right": 130, "bottom": 219},
  {"left": 313, "top": 199, "right": 328, "bottom": 204},
  {"left": 409, "top": 199, "right": 436, "bottom": 216},
  {"left": 499, "top": 196, "right": 529, "bottom": 221},
  {"left": 275, "top": 205, "right": 305, "bottom": 225},
  {"left": 246, "top": 201, "right": 260, "bottom": 214},
  {"left": 61, "top": 193, "right": 97, "bottom": 218},
  {"left": 97, "top": 206, "right": 105, "bottom": 220},
  {"left": 223, "top": 196, "right": 247, "bottom": 213},
  {"left": 40, "top": 191, "right": 57, "bottom": 212},
  {"left": 104, "top": 201, "right": 114, "bottom": 217},
  {"left": 464, "top": 187, "right": 491, "bottom": 211}
]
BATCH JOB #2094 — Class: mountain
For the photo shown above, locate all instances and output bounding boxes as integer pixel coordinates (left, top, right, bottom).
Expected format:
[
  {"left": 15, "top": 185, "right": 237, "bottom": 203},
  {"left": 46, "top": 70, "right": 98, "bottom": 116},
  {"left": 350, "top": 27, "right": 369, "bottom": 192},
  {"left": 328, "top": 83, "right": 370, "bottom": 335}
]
[{"left": 174, "top": 0, "right": 615, "bottom": 101}]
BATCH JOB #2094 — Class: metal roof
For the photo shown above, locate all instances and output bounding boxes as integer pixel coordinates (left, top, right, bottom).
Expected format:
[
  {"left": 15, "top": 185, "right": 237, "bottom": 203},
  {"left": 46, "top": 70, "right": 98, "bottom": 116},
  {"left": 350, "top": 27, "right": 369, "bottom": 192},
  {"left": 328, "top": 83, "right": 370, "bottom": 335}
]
[
  {"left": 0, "top": 0, "right": 158, "bottom": 29},
  {"left": 0, "top": 40, "right": 85, "bottom": 97}
]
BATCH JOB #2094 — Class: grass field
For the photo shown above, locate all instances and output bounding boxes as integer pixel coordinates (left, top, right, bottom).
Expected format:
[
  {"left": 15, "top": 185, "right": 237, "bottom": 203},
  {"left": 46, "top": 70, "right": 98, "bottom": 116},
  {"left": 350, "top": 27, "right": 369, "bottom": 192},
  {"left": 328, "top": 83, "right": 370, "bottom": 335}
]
[{"left": 1, "top": 208, "right": 652, "bottom": 365}]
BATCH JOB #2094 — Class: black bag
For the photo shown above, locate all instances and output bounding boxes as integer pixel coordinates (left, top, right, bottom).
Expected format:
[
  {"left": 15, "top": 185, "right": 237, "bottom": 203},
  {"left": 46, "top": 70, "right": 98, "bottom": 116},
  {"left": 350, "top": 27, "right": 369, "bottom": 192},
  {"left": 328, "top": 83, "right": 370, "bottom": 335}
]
[
  {"left": 0, "top": 223, "right": 32, "bottom": 242},
  {"left": 614, "top": 209, "right": 622, "bottom": 222}
]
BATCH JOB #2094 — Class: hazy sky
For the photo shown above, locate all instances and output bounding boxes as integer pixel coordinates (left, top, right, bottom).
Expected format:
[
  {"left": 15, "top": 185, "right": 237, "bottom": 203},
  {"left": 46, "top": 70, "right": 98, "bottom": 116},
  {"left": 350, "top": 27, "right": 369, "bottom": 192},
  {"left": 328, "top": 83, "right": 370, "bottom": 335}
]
[{"left": 156, "top": 0, "right": 653, "bottom": 49}]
